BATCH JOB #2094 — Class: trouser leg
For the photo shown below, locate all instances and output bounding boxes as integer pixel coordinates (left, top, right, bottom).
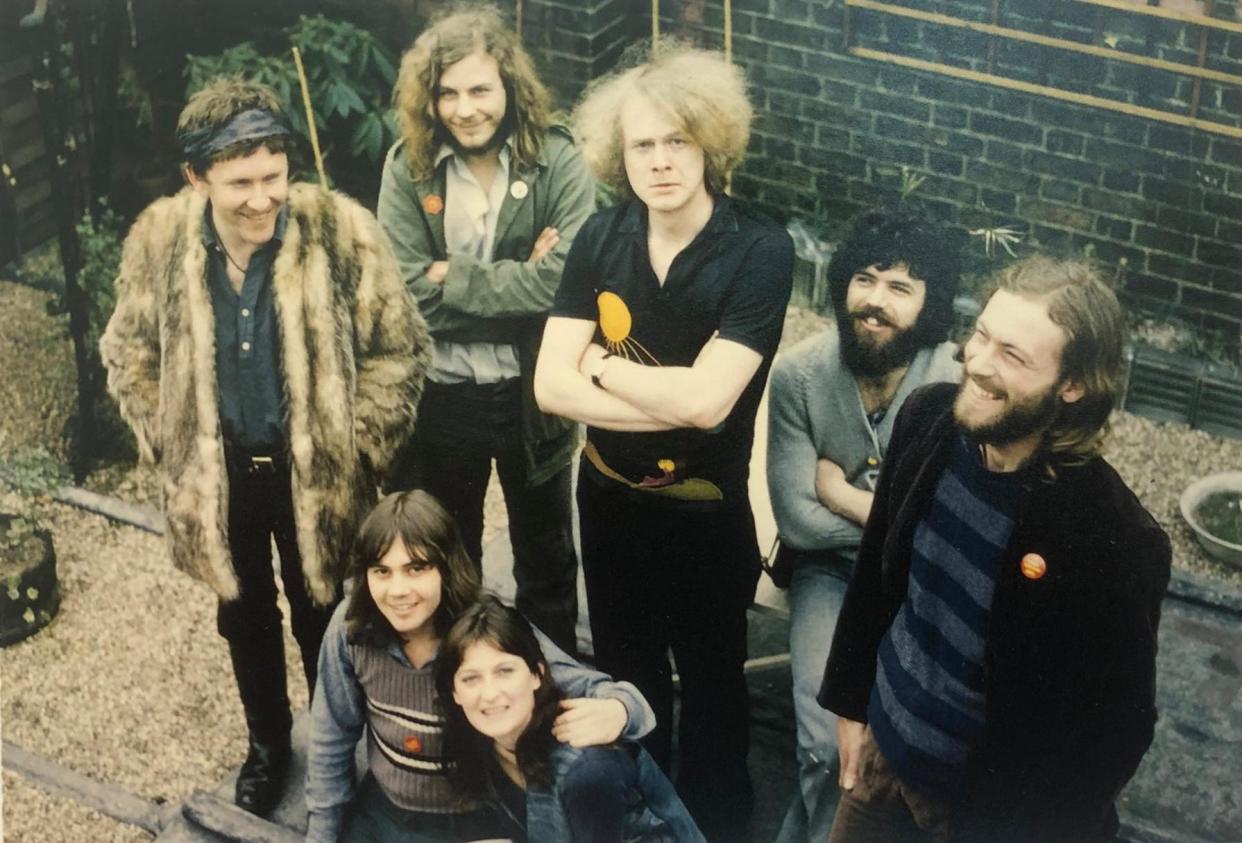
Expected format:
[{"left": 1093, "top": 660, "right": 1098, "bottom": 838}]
[
  {"left": 828, "top": 728, "right": 941, "bottom": 843},
  {"left": 666, "top": 503, "right": 761, "bottom": 842},
  {"left": 401, "top": 382, "right": 494, "bottom": 570},
  {"left": 497, "top": 452, "right": 578, "bottom": 655},
  {"left": 777, "top": 553, "right": 852, "bottom": 843},
  {"left": 577, "top": 472, "right": 675, "bottom": 767}
]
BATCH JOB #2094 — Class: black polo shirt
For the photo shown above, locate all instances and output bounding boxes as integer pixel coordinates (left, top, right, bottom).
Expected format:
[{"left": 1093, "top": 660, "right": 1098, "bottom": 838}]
[
  {"left": 204, "top": 205, "right": 288, "bottom": 452},
  {"left": 552, "top": 195, "right": 794, "bottom": 501}
]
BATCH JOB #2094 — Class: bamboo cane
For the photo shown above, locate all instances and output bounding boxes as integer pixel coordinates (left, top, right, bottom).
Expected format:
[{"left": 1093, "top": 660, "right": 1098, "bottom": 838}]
[{"left": 291, "top": 46, "right": 328, "bottom": 190}]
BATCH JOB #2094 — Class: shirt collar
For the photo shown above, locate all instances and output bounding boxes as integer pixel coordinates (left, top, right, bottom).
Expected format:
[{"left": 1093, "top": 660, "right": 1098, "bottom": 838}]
[
  {"left": 617, "top": 192, "right": 739, "bottom": 235},
  {"left": 201, "top": 202, "right": 289, "bottom": 249}
]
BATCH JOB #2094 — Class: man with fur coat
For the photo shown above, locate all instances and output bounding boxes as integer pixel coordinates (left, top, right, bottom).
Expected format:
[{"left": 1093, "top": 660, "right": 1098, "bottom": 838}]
[{"left": 100, "top": 78, "right": 430, "bottom": 817}]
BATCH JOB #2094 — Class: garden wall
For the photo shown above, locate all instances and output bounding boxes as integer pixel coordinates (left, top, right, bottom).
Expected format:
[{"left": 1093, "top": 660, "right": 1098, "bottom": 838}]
[{"left": 524, "top": 0, "right": 1242, "bottom": 333}]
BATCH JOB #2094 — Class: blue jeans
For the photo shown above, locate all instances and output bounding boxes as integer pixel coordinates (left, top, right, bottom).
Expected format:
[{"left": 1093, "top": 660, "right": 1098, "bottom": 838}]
[{"left": 776, "top": 550, "right": 853, "bottom": 843}]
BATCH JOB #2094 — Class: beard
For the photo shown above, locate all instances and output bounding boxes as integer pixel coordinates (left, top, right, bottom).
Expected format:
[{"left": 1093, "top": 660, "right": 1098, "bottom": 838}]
[
  {"left": 837, "top": 305, "right": 923, "bottom": 379},
  {"left": 953, "top": 374, "right": 1062, "bottom": 446},
  {"left": 444, "top": 111, "right": 512, "bottom": 158}
]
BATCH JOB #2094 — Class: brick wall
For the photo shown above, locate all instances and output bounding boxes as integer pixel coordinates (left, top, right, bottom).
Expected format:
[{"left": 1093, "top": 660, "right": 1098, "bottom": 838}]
[
  {"left": 526, "top": 0, "right": 1242, "bottom": 331},
  {"left": 519, "top": 0, "right": 637, "bottom": 109}
]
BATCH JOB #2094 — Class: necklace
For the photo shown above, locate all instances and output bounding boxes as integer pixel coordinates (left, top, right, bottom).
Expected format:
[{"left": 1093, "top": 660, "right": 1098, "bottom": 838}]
[{"left": 217, "top": 241, "right": 248, "bottom": 274}]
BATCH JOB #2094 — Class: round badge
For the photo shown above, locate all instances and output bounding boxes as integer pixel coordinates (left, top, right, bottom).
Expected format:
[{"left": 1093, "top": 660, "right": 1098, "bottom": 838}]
[
  {"left": 1020, "top": 553, "right": 1047, "bottom": 580},
  {"left": 422, "top": 194, "right": 444, "bottom": 215},
  {"left": 510, "top": 180, "right": 529, "bottom": 200},
  {"left": 403, "top": 735, "right": 423, "bottom": 753}
]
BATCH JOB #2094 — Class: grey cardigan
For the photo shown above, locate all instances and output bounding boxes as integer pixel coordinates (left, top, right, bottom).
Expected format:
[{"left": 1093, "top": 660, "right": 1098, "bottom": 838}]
[{"left": 766, "top": 329, "right": 959, "bottom": 556}]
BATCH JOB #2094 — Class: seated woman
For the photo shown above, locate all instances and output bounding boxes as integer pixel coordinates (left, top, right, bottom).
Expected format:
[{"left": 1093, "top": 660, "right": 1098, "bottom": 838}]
[
  {"left": 438, "top": 596, "right": 705, "bottom": 842},
  {"left": 305, "top": 491, "right": 654, "bottom": 842}
]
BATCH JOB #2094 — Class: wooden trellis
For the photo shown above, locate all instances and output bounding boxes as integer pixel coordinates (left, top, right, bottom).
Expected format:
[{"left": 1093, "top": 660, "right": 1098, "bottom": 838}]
[{"left": 843, "top": 0, "right": 1242, "bottom": 140}]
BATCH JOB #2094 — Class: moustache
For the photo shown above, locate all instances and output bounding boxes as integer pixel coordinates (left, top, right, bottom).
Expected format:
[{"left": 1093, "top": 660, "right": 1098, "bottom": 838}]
[
  {"left": 850, "top": 305, "right": 896, "bottom": 329},
  {"left": 965, "top": 373, "right": 1007, "bottom": 400}
]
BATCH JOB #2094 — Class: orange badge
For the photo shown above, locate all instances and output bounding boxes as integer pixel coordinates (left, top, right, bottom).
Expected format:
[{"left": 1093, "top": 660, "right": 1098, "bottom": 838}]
[
  {"left": 403, "top": 735, "right": 423, "bottom": 753},
  {"left": 422, "top": 194, "right": 444, "bottom": 215},
  {"left": 1020, "top": 553, "right": 1047, "bottom": 580}
]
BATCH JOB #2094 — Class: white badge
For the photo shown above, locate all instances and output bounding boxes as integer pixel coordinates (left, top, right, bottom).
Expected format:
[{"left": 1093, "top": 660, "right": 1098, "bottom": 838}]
[{"left": 510, "top": 180, "right": 529, "bottom": 200}]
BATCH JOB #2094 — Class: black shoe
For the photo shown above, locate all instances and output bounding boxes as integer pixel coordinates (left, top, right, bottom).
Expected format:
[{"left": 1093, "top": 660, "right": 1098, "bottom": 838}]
[{"left": 234, "top": 738, "right": 291, "bottom": 817}]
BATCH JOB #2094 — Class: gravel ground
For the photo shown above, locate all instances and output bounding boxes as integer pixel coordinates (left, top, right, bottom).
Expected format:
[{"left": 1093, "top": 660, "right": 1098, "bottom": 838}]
[{"left": 2, "top": 284, "right": 1240, "bottom": 840}]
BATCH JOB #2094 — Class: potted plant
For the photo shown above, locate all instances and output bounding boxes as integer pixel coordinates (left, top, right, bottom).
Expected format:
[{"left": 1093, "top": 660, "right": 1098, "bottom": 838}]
[{"left": 1180, "top": 471, "right": 1242, "bottom": 568}]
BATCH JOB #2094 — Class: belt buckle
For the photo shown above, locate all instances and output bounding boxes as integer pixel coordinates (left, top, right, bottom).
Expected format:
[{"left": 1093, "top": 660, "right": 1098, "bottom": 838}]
[{"left": 248, "top": 455, "right": 275, "bottom": 475}]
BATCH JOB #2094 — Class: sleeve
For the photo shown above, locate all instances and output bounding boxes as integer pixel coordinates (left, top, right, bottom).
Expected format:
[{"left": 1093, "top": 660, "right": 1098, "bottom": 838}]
[
  {"left": 439, "top": 138, "right": 597, "bottom": 319},
  {"left": 375, "top": 147, "right": 455, "bottom": 330},
  {"left": 817, "top": 390, "right": 923, "bottom": 721},
  {"left": 534, "top": 625, "right": 656, "bottom": 741},
  {"left": 305, "top": 603, "right": 366, "bottom": 843},
  {"left": 766, "top": 351, "right": 864, "bottom": 551},
  {"left": 549, "top": 211, "right": 604, "bottom": 323},
  {"left": 717, "top": 225, "right": 795, "bottom": 359},
  {"left": 345, "top": 197, "right": 433, "bottom": 474},
  {"left": 98, "top": 209, "right": 164, "bottom": 465}
]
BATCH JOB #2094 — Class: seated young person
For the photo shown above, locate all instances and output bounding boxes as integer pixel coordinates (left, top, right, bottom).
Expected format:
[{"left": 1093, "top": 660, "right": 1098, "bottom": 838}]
[
  {"left": 305, "top": 491, "right": 654, "bottom": 842},
  {"left": 438, "top": 596, "right": 705, "bottom": 842}
]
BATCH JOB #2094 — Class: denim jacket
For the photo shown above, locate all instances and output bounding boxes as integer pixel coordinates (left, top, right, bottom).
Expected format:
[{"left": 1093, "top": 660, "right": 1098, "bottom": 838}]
[{"left": 488, "top": 742, "right": 705, "bottom": 842}]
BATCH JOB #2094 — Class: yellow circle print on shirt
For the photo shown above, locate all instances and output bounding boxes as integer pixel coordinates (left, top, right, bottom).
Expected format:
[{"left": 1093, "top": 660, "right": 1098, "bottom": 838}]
[{"left": 597, "top": 291, "right": 659, "bottom": 365}]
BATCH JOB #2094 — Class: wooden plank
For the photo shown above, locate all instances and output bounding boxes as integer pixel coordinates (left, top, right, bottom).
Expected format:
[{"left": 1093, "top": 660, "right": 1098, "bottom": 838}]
[
  {"left": 1075, "top": 0, "right": 1242, "bottom": 34},
  {"left": 181, "top": 791, "right": 304, "bottom": 843},
  {"left": 53, "top": 487, "right": 166, "bottom": 535},
  {"left": 848, "top": 46, "right": 1242, "bottom": 140},
  {"left": 847, "top": 0, "right": 1242, "bottom": 87},
  {"left": 2, "top": 741, "right": 165, "bottom": 834}
]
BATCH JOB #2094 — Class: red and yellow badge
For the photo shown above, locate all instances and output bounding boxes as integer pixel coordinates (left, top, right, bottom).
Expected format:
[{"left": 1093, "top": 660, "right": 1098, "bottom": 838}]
[
  {"left": 403, "top": 735, "right": 423, "bottom": 753},
  {"left": 422, "top": 194, "right": 444, "bottom": 215},
  {"left": 1020, "top": 553, "right": 1047, "bottom": 580}
]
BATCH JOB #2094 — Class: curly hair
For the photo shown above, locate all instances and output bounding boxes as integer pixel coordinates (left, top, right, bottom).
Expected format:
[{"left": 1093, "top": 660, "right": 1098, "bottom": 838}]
[
  {"left": 393, "top": 5, "right": 551, "bottom": 182},
  {"left": 176, "top": 76, "right": 292, "bottom": 177},
  {"left": 573, "top": 41, "right": 752, "bottom": 199},
  {"left": 985, "top": 255, "right": 1126, "bottom": 471},
  {"left": 827, "top": 207, "right": 963, "bottom": 347},
  {"left": 344, "top": 491, "right": 482, "bottom": 648},
  {"left": 436, "top": 596, "right": 564, "bottom": 803}
]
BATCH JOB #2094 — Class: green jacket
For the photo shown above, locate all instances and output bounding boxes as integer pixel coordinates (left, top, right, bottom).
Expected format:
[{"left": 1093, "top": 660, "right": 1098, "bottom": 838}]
[{"left": 377, "top": 126, "right": 593, "bottom": 485}]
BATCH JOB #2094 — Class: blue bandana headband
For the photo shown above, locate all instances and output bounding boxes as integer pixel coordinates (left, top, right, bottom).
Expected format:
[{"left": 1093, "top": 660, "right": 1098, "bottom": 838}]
[{"left": 178, "top": 108, "right": 292, "bottom": 162}]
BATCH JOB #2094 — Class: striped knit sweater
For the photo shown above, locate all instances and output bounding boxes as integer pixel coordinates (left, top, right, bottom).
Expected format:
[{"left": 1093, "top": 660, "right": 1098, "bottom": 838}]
[{"left": 867, "top": 433, "right": 1027, "bottom": 798}]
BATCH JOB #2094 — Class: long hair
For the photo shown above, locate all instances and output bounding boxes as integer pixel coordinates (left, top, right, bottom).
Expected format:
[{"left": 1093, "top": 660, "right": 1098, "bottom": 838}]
[
  {"left": 573, "top": 41, "right": 752, "bottom": 199},
  {"left": 827, "top": 207, "right": 962, "bottom": 347},
  {"left": 393, "top": 5, "right": 551, "bottom": 182},
  {"left": 987, "top": 255, "right": 1126, "bottom": 470},
  {"left": 176, "top": 76, "right": 293, "bottom": 177},
  {"left": 435, "top": 596, "right": 563, "bottom": 802},
  {"left": 344, "top": 491, "right": 482, "bottom": 648}
]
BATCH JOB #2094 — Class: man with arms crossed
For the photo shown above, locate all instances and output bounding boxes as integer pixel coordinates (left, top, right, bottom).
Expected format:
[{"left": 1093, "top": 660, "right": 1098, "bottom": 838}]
[
  {"left": 101, "top": 78, "right": 427, "bottom": 816},
  {"left": 377, "top": 7, "right": 594, "bottom": 654},
  {"left": 535, "top": 45, "right": 794, "bottom": 841},
  {"left": 767, "top": 208, "right": 961, "bottom": 842},
  {"left": 820, "top": 256, "right": 1170, "bottom": 842}
]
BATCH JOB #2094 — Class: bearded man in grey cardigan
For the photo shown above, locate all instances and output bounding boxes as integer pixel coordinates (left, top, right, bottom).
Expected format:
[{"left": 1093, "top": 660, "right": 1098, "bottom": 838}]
[{"left": 766, "top": 208, "right": 962, "bottom": 842}]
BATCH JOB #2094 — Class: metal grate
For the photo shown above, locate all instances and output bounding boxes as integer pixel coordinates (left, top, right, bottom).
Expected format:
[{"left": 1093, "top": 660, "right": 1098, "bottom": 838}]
[{"left": 1122, "top": 345, "right": 1242, "bottom": 440}]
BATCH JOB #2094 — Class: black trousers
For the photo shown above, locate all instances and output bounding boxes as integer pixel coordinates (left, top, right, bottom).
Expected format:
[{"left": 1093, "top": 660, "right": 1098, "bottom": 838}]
[
  {"left": 577, "top": 466, "right": 762, "bottom": 842},
  {"left": 391, "top": 379, "right": 579, "bottom": 654},
  {"left": 217, "top": 450, "right": 337, "bottom": 740}
]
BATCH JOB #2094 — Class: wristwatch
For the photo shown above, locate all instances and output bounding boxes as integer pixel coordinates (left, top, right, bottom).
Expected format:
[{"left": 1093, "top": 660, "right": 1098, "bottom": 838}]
[{"left": 589, "top": 351, "right": 612, "bottom": 389}]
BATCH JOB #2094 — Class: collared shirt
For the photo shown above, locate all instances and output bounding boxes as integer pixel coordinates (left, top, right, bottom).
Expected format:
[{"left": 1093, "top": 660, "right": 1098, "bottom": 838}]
[
  {"left": 204, "top": 204, "right": 288, "bottom": 451},
  {"left": 552, "top": 196, "right": 795, "bottom": 501},
  {"left": 431, "top": 143, "right": 520, "bottom": 384}
]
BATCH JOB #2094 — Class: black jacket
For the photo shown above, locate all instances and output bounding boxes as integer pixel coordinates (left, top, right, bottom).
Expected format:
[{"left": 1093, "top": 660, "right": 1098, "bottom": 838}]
[{"left": 819, "top": 383, "right": 1171, "bottom": 842}]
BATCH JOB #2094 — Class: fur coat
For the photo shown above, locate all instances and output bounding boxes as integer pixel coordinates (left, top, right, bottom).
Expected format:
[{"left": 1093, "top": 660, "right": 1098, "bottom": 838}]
[{"left": 100, "top": 184, "right": 430, "bottom": 605}]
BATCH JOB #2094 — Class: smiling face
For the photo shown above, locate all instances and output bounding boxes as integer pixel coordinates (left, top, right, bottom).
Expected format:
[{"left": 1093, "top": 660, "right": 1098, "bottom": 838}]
[
  {"left": 620, "top": 94, "right": 709, "bottom": 218},
  {"left": 436, "top": 50, "right": 508, "bottom": 156},
  {"left": 367, "top": 537, "right": 442, "bottom": 641},
  {"left": 451, "top": 639, "right": 543, "bottom": 750},
  {"left": 840, "top": 263, "right": 928, "bottom": 378},
  {"left": 954, "top": 289, "right": 1084, "bottom": 453},
  {"left": 190, "top": 145, "right": 288, "bottom": 249}
]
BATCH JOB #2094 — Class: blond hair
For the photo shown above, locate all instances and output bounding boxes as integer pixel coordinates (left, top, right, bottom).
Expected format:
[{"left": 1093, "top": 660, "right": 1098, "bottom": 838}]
[
  {"left": 987, "top": 255, "right": 1126, "bottom": 469},
  {"left": 393, "top": 5, "right": 550, "bottom": 182},
  {"left": 573, "top": 42, "right": 752, "bottom": 198}
]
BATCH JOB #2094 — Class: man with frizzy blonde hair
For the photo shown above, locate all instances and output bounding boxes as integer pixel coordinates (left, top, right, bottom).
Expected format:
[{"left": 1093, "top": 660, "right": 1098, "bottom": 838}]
[
  {"left": 535, "top": 43, "right": 793, "bottom": 841},
  {"left": 378, "top": 5, "right": 595, "bottom": 655},
  {"left": 101, "top": 76, "right": 428, "bottom": 817},
  {"left": 819, "top": 256, "right": 1169, "bottom": 841}
]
